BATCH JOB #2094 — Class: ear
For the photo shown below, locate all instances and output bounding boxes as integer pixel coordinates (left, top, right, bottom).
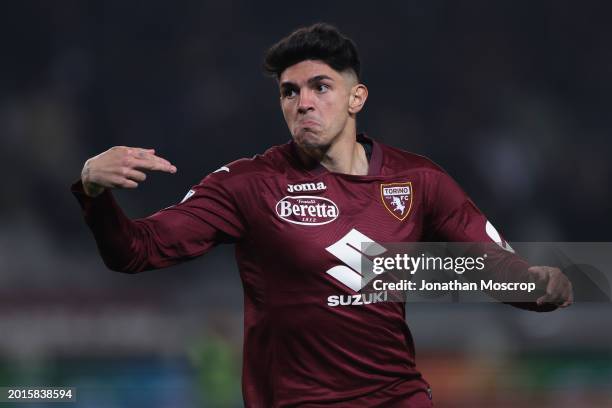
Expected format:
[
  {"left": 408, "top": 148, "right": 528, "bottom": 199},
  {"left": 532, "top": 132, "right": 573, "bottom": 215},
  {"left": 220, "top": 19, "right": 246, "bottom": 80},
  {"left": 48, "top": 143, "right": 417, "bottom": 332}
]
[{"left": 348, "top": 84, "right": 368, "bottom": 114}]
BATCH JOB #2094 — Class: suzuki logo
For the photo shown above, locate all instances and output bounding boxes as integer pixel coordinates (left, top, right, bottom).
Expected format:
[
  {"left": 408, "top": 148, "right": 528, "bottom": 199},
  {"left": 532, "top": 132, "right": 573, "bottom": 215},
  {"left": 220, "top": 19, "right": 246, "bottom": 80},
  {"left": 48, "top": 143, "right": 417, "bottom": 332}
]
[{"left": 325, "top": 229, "right": 387, "bottom": 292}]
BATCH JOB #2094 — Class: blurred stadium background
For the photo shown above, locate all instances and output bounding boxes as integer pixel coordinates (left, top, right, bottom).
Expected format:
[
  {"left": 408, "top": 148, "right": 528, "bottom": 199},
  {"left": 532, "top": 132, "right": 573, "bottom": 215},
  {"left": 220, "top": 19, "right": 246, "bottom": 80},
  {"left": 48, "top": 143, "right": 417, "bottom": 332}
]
[{"left": 1, "top": 1, "right": 611, "bottom": 407}]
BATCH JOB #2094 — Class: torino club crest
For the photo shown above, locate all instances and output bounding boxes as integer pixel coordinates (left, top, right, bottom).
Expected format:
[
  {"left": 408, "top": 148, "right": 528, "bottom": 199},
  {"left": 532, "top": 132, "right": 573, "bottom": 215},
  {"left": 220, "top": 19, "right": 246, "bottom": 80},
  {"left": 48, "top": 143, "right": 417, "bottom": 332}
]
[{"left": 380, "top": 182, "right": 413, "bottom": 221}]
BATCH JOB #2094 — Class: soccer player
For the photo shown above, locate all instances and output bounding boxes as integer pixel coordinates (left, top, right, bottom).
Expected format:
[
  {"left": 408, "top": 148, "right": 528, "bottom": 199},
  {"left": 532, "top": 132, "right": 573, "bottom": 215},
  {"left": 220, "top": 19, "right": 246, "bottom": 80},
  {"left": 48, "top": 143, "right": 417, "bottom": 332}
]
[{"left": 72, "top": 23, "right": 573, "bottom": 407}]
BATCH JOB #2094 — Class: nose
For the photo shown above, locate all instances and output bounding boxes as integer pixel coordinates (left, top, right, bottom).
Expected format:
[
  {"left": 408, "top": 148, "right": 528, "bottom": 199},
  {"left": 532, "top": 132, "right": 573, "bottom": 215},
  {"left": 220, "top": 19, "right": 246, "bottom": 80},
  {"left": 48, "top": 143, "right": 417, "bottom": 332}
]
[{"left": 297, "top": 88, "right": 315, "bottom": 114}]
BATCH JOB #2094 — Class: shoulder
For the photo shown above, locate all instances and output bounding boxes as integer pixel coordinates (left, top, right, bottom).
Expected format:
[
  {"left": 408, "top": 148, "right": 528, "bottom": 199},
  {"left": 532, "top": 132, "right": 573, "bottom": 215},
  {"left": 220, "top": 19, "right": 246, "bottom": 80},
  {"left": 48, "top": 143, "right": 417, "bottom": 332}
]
[
  {"left": 377, "top": 141, "right": 466, "bottom": 200},
  {"left": 198, "top": 142, "right": 291, "bottom": 186},
  {"left": 176, "top": 143, "right": 289, "bottom": 206},
  {"left": 377, "top": 141, "right": 446, "bottom": 176}
]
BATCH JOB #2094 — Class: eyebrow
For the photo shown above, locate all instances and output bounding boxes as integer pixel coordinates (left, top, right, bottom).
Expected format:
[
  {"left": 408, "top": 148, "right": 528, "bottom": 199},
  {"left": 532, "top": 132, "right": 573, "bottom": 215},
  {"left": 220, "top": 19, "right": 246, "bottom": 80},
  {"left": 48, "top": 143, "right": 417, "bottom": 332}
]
[{"left": 280, "top": 75, "right": 334, "bottom": 90}]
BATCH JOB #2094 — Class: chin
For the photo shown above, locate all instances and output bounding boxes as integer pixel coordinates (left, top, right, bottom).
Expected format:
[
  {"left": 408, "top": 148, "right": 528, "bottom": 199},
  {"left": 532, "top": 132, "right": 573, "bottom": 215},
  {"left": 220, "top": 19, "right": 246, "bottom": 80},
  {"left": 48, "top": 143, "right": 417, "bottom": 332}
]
[{"left": 294, "top": 129, "right": 328, "bottom": 149}]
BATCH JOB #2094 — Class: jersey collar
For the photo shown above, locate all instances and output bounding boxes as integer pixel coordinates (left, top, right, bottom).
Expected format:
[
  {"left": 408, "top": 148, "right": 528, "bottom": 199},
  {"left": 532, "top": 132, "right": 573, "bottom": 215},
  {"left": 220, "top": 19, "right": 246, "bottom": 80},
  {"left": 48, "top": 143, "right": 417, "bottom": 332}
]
[{"left": 289, "top": 133, "right": 383, "bottom": 177}]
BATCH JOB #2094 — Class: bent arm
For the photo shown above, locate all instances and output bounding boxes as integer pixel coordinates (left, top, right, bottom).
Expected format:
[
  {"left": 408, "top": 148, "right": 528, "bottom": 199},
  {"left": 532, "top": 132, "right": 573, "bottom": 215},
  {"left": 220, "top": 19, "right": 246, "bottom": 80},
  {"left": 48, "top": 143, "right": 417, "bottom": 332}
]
[
  {"left": 426, "top": 170, "right": 558, "bottom": 312},
  {"left": 71, "top": 174, "right": 244, "bottom": 273}
]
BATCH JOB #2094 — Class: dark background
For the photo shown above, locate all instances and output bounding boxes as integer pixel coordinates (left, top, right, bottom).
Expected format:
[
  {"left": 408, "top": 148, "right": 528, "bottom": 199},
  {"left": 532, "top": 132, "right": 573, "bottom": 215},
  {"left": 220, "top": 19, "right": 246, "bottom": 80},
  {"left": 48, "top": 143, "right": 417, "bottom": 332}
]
[{"left": 1, "top": 1, "right": 610, "bottom": 406}]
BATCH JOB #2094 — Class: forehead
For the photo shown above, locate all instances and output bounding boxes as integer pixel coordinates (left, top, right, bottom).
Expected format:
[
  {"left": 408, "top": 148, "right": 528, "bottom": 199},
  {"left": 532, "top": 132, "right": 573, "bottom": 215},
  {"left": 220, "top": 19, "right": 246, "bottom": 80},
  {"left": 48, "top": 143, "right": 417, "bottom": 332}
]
[{"left": 279, "top": 60, "right": 343, "bottom": 84}]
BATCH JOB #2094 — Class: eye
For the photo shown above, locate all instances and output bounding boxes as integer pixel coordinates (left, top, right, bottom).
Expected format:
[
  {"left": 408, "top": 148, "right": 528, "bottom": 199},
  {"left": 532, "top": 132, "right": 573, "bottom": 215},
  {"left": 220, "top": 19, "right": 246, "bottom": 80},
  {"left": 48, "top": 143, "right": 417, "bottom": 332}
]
[
  {"left": 281, "top": 88, "right": 298, "bottom": 99},
  {"left": 316, "top": 83, "right": 330, "bottom": 93}
]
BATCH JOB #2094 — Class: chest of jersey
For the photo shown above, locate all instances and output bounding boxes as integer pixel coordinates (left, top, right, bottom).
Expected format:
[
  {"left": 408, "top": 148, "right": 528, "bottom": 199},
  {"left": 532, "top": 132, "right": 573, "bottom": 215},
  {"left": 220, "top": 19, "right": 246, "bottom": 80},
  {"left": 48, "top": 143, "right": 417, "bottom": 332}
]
[
  {"left": 240, "top": 172, "right": 426, "bottom": 301},
  {"left": 252, "top": 173, "right": 423, "bottom": 240}
]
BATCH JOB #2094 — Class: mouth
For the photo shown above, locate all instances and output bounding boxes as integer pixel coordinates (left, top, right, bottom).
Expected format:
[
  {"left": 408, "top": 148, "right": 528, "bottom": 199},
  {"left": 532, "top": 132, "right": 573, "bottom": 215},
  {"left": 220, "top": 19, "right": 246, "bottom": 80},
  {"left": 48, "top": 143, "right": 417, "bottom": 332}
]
[
  {"left": 297, "top": 119, "right": 320, "bottom": 128},
  {"left": 293, "top": 124, "right": 321, "bottom": 143}
]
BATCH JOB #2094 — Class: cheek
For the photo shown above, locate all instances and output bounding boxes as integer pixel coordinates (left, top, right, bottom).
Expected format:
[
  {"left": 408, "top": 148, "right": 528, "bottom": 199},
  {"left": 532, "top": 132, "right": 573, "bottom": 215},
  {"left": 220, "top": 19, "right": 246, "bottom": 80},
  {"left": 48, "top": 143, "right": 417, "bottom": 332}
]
[
  {"left": 322, "top": 98, "right": 347, "bottom": 124},
  {"left": 281, "top": 104, "right": 293, "bottom": 123}
]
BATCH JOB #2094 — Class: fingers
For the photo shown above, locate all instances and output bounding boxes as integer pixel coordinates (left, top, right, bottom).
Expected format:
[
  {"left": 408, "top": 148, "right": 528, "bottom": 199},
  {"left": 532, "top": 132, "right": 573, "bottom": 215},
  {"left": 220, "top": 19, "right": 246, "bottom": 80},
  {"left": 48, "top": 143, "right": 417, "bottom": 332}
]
[
  {"left": 530, "top": 266, "right": 573, "bottom": 307},
  {"left": 114, "top": 147, "right": 176, "bottom": 186},
  {"left": 83, "top": 146, "right": 177, "bottom": 193},
  {"left": 132, "top": 148, "right": 156, "bottom": 160},
  {"left": 132, "top": 157, "right": 177, "bottom": 173},
  {"left": 527, "top": 266, "right": 549, "bottom": 284},
  {"left": 115, "top": 148, "right": 176, "bottom": 189},
  {"left": 121, "top": 179, "right": 139, "bottom": 189},
  {"left": 128, "top": 149, "right": 177, "bottom": 174},
  {"left": 124, "top": 169, "right": 147, "bottom": 183},
  {"left": 536, "top": 282, "right": 564, "bottom": 306},
  {"left": 110, "top": 176, "right": 139, "bottom": 189}
]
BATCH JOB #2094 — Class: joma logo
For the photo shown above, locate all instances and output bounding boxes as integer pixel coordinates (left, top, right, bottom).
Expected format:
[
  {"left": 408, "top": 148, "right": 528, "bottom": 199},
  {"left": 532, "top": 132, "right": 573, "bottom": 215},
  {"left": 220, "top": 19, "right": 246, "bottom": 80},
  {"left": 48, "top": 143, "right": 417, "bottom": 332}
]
[{"left": 287, "top": 181, "right": 327, "bottom": 193}]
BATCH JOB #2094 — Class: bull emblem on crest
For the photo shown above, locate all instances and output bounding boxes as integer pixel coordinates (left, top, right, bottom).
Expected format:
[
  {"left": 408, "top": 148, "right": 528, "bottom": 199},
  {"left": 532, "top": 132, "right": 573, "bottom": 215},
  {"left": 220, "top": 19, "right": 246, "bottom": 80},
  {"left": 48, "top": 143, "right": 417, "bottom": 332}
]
[{"left": 380, "top": 182, "right": 413, "bottom": 221}]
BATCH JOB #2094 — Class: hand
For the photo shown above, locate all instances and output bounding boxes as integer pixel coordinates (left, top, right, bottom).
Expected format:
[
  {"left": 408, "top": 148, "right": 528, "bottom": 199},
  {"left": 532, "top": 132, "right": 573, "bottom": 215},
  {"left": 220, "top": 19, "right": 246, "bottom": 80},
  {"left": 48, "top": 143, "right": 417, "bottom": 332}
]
[
  {"left": 528, "top": 266, "right": 573, "bottom": 308},
  {"left": 81, "top": 146, "right": 177, "bottom": 197}
]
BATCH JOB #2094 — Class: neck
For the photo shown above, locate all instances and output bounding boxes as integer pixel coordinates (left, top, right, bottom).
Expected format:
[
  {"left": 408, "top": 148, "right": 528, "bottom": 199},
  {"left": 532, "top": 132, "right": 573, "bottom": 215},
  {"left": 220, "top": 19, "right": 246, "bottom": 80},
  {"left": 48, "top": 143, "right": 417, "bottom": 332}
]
[{"left": 296, "top": 124, "right": 369, "bottom": 176}]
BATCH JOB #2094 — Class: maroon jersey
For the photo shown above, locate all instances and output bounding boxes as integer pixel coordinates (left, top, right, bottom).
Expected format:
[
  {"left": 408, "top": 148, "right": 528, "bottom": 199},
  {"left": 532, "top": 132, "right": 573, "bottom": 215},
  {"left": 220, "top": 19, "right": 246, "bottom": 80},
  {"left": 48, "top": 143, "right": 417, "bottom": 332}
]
[{"left": 72, "top": 134, "right": 544, "bottom": 407}]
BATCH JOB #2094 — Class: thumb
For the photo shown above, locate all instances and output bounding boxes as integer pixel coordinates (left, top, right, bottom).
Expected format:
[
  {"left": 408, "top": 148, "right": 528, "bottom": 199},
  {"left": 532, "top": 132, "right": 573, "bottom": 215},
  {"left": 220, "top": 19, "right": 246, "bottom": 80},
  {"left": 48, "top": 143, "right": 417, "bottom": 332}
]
[{"left": 527, "top": 266, "right": 550, "bottom": 284}]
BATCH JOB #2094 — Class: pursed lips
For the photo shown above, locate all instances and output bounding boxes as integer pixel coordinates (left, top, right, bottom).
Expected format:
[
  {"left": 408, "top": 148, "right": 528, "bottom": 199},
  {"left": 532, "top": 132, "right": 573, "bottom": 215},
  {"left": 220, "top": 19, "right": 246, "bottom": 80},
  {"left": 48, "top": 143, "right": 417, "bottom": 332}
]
[{"left": 297, "top": 119, "right": 320, "bottom": 127}]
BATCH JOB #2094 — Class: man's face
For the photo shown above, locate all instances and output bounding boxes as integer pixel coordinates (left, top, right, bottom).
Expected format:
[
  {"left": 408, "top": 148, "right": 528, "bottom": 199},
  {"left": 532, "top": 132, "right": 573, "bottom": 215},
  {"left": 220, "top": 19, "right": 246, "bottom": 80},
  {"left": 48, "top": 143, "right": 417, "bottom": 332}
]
[{"left": 279, "top": 60, "right": 358, "bottom": 150}]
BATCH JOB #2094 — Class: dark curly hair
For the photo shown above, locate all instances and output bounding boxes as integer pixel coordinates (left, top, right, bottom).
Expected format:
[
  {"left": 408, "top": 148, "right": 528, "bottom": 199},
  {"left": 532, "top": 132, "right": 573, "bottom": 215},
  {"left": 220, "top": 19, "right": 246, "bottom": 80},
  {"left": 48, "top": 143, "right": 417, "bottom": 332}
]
[{"left": 263, "top": 23, "right": 361, "bottom": 80}]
